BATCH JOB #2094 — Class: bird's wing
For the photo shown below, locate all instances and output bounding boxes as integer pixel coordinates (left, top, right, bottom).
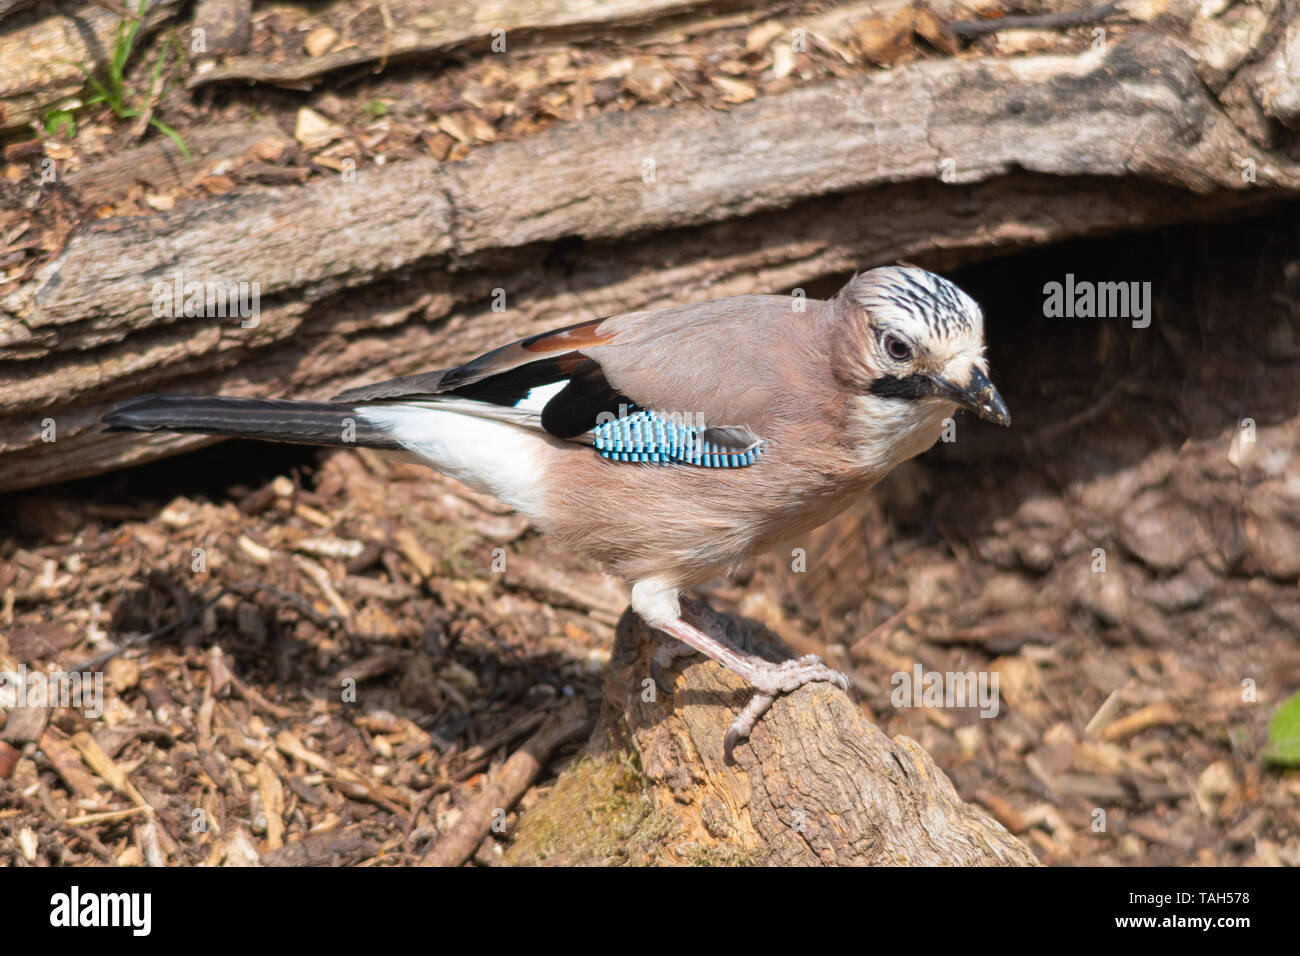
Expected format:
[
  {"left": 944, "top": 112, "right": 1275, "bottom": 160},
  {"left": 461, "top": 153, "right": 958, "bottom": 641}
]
[
  {"left": 330, "top": 296, "right": 823, "bottom": 463},
  {"left": 582, "top": 295, "right": 819, "bottom": 430},
  {"left": 331, "top": 317, "right": 632, "bottom": 439}
]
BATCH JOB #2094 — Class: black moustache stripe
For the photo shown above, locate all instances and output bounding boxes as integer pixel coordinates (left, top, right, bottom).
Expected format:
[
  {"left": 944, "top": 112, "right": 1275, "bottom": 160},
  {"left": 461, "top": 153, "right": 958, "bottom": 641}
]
[{"left": 868, "top": 373, "right": 934, "bottom": 400}]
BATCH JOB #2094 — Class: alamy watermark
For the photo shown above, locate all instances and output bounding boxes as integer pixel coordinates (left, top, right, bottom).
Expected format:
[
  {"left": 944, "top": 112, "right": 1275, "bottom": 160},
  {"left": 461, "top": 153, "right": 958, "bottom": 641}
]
[
  {"left": 0, "top": 664, "right": 104, "bottom": 720},
  {"left": 50, "top": 886, "right": 150, "bottom": 936},
  {"left": 891, "top": 663, "right": 1000, "bottom": 718},
  {"left": 151, "top": 270, "right": 260, "bottom": 327},
  {"left": 1042, "top": 274, "right": 1151, "bottom": 328},
  {"left": 594, "top": 403, "right": 707, "bottom": 430}
]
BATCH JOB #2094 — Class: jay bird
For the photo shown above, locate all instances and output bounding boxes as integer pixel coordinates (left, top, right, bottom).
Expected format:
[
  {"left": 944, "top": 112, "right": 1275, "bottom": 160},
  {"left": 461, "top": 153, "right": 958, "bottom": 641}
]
[{"left": 104, "top": 266, "right": 1010, "bottom": 758}]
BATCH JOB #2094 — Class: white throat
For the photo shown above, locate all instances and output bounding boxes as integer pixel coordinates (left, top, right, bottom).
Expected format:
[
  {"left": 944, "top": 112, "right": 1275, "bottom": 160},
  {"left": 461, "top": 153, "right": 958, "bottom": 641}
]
[{"left": 845, "top": 394, "right": 952, "bottom": 476}]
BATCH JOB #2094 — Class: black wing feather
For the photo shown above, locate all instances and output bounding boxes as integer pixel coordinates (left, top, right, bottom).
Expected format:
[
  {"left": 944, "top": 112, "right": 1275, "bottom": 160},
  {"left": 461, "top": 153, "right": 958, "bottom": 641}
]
[{"left": 540, "top": 359, "right": 633, "bottom": 439}]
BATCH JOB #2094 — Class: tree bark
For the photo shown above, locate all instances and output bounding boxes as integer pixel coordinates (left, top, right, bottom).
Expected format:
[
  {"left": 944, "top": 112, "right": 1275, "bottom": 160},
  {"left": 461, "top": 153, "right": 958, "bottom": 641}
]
[{"left": 581, "top": 607, "right": 1038, "bottom": 865}]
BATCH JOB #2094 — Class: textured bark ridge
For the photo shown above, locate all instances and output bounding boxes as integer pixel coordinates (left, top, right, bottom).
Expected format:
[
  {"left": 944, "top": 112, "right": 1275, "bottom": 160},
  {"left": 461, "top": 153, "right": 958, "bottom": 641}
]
[{"left": 589, "top": 607, "right": 1038, "bottom": 865}]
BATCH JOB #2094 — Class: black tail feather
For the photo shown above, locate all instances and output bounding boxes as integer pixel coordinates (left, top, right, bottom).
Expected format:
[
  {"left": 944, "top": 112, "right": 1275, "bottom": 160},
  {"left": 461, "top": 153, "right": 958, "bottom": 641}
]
[{"left": 102, "top": 394, "right": 399, "bottom": 449}]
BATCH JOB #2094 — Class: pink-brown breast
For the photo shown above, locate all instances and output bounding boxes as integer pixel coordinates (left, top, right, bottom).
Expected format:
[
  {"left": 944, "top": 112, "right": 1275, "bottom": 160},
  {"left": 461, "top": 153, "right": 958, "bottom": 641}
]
[{"left": 535, "top": 413, "right": 875, "bottom": 588}]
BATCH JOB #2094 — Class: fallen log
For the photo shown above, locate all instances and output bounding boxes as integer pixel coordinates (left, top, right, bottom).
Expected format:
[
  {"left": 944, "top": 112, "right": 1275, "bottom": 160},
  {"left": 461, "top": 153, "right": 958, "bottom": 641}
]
[
  {"left": 18, "top": 32, "right": 1285, "bottom": 357},
  {"left": 3, "top": 30, "right": 1297, "bottom": 491}
]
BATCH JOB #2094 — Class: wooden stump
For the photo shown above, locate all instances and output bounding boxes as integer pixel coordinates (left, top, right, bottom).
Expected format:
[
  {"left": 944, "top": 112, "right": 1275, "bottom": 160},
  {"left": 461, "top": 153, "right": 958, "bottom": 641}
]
[{"left": 587, "top": 607, "right": 1038, "bottom": 866}]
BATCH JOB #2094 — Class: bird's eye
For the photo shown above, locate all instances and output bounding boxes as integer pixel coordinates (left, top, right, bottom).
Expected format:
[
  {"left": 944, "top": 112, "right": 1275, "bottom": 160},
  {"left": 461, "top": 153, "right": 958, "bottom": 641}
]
[{"left": 883, "top": 334, "right": 913, "bottom": 362}]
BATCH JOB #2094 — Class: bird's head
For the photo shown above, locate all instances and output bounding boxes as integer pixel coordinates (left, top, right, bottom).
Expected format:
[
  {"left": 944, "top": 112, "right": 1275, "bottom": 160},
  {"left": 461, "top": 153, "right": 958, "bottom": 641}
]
[{"left": 832, "top": 266, "right": 1010, "bottom": 468}]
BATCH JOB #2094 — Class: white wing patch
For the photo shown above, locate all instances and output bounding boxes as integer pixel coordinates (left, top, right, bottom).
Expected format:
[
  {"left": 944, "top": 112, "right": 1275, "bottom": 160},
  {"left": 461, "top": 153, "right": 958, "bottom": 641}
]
[
  {"left": 354, "top": 404, "right": 551, "bottom": 517},
  {"left": 515, "top": 380, "right": 567, "bottom": 412}
]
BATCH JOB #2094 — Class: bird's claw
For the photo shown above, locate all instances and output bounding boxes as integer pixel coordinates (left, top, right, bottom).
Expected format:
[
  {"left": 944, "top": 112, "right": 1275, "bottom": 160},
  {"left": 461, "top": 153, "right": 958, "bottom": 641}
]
[
  {"left": 748, "top": 653, "right": 852, "bottom": 697},
  {"left": 724, "top": 693, "right": 776, "bottom": 762},
  {"left": 652, "top": 613, "right": 853, "bottom": 762},
  {"left": 723, "top": 655, "right": 852, "bottom": 763}
]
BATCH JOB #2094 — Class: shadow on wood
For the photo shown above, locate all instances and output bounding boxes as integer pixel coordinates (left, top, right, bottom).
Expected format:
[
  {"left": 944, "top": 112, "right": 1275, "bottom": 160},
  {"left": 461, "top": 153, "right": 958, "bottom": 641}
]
[{"left": 589, "top": 606, "right": 1038, "bottom": 866}]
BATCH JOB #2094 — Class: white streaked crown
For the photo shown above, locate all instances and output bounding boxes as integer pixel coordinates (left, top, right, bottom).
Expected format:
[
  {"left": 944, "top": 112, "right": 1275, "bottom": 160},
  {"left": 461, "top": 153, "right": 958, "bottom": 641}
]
[{"left": 854, "top": 266, "right": 985, "bottom": 343}]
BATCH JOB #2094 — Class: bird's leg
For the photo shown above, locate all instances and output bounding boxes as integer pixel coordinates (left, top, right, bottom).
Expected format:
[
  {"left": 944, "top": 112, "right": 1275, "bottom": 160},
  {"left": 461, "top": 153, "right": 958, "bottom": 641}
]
[
  {"left": 652, "top": 602, "right": 851, "bottom": 761},
  {"left": 648, "top": 596, "right": 740, "bottom": 690}
]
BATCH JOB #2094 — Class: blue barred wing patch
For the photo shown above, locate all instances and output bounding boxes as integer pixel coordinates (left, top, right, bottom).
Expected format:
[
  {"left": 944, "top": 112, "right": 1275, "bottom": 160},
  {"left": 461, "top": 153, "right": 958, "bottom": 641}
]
[{"left": 590, "top": 410, "right": 765, "bottom": 468}]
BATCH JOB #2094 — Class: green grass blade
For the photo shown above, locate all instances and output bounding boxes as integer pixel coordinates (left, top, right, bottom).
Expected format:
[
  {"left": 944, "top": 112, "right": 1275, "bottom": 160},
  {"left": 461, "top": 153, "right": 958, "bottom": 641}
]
[
  {"left": 1264, "top": 691, "right": 1300, "bottom": 766},
  {"left": 84, "top": 74, "right": 110, "bottom": 100},
  {"left": 44, "top": 110, "right": 76, "bottom": 138},
  {"left": 109, "top": 0, "right": 149, "bottom": 105},
  {"left": 144, "top": 36, "right": 170, "bottom": 103},
  {"left": 149, "top": 118, "right": 191, "bottom": 159}
]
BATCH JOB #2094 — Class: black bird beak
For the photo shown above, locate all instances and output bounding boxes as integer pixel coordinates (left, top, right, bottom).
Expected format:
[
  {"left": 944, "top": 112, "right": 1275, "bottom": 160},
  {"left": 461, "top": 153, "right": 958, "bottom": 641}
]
[{"left": 928, "top": 367, "right": 1011, "bottom": 426}]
